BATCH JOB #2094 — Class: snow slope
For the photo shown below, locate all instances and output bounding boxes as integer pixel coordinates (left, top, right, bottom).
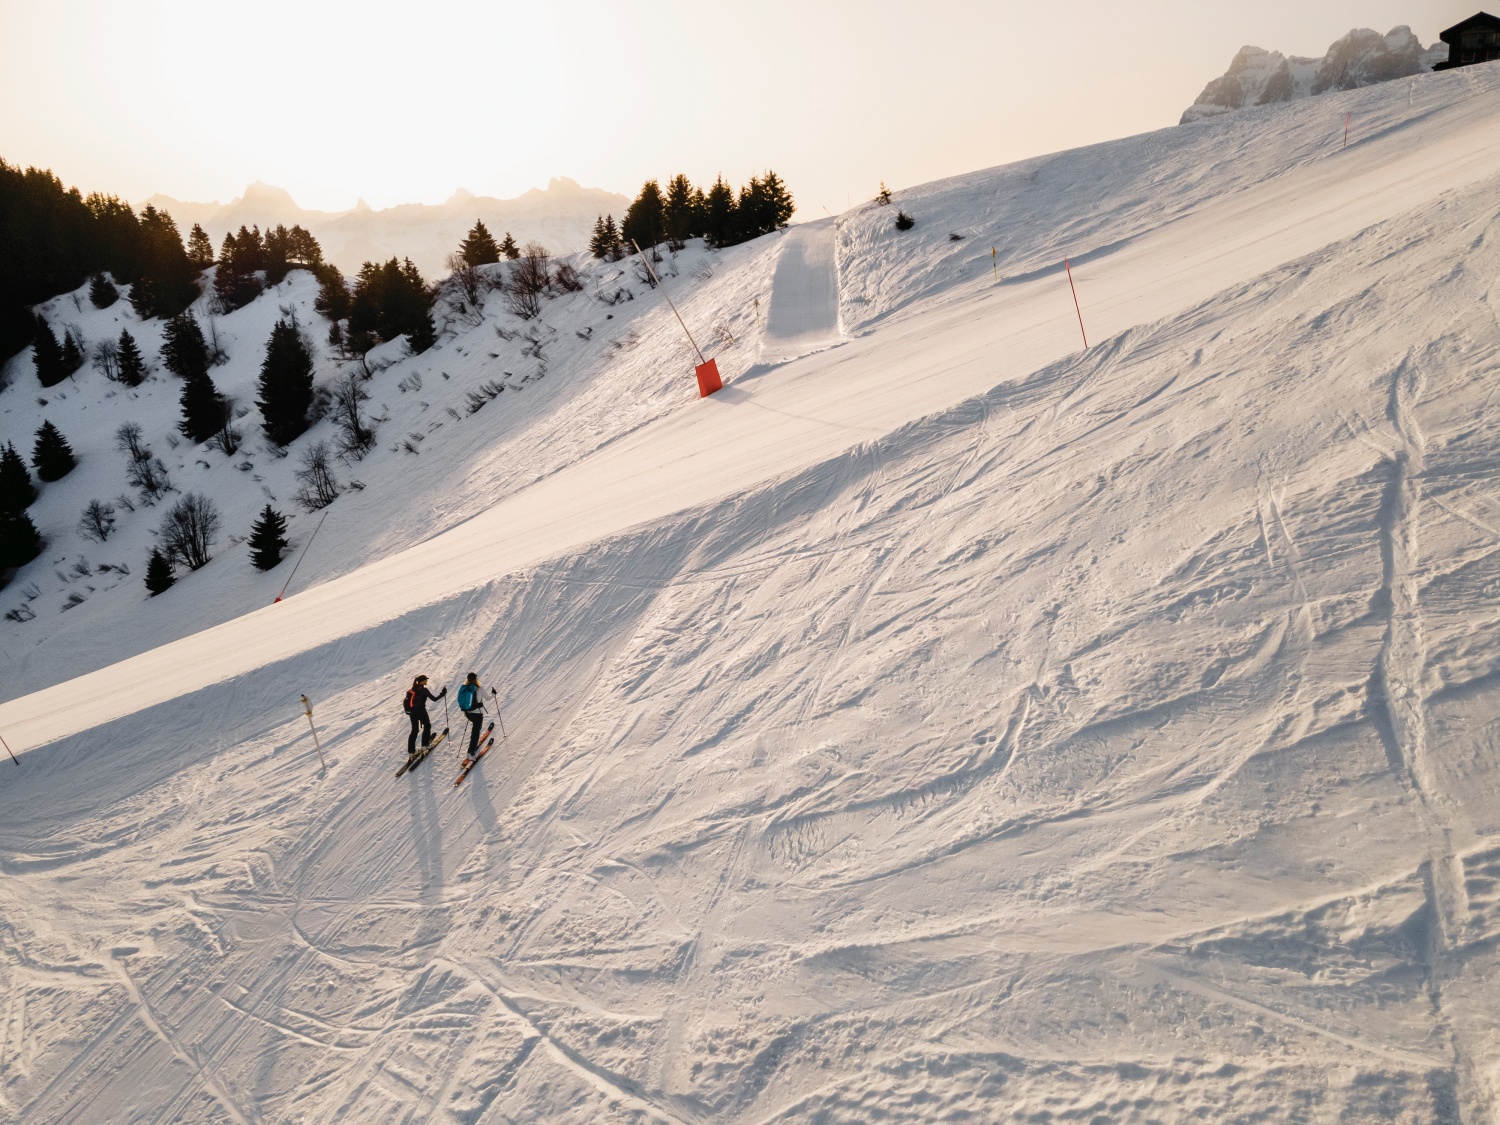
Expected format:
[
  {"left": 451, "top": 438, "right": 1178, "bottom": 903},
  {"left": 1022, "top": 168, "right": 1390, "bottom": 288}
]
[{"left": 4, "top": 63, "right": 1500, "bottom": 1123}]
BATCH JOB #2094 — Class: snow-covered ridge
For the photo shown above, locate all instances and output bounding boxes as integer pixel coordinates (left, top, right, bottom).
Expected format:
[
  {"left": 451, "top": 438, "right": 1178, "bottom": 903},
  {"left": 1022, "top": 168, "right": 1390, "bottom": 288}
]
[
  {"left": 143, "top": 177, "right": 630, "bottom": 277},
  {"left": 1181, "top": 26, "right": 1446, "bottom": 124}
]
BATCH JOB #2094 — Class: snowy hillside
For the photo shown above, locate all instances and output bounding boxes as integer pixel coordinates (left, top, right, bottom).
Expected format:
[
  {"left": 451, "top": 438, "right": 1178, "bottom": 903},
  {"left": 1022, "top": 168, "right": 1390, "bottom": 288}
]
[
  {"left": 1181, "top": 26, "right": 1446, "bottom": 124},
  {"left": 5, "top": 62, "right": 1500, "bottom": 1123}
]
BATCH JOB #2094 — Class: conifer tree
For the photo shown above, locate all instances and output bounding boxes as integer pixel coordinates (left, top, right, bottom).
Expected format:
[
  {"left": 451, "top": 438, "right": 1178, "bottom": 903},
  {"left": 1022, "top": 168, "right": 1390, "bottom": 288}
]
[
  {"left": 128, "top": 205, "right": 199, "bottom": 319},
  {"left": 145, "top": 547, "right": 174, "bottom": 595},
  {"left": 59, "top": 331, "right": 84, "bottom": 376},
  {"left": 590, "top": 214, "right": 624, "bottom": 259},
  {"left": 499, "top": 232, "right": 519, "bottom": 260},
  {"left": 256, "top": 318, "right": 314, "bottom": 446},
  {"left": 179, "top": 366, "right": 228, "bottom": 445},
  {"left": 622, "top": 180, "right": 665, "bottom": 251},
  {"left": 32, "top": 318, "right": 64, "bottom": 387},
  {"left": 460, "top": 220, "right": 501, "bottom": 267},
  {"left": 89, "top": 272, "right": 119, "bottom": 308},
  {"left": 186, "top": 224, "right": 215, "bottom": 268},
  {"left": 663, "top": 174, "right": 700, "bottom": 245},
  {"left": 408, "top": 312, "right": 436, "bottom": 355},
  {"left": 703, "top": 176, "right": 738, "bottom": 248},
  {"left": 0, "top": 509, "right": 42, "bottom": 570},
  {"left": 247, "top": 504, "right": 289, "bottom": 570},
  {"left": 0, "top": 442, "right": 37, "bottom": 513},
  {"left": 161, "top": 312, "right": 210, "bottom": 381},
  {"left": 117, "top": 329, "right": 146, "bottom": 387},
  {"left": 32, "top": 421, "right": 76, "bottom": 482}
]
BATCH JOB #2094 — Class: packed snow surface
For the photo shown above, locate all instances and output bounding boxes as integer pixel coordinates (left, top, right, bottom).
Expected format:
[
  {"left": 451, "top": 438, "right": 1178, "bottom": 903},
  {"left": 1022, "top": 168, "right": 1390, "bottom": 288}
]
[{"left": 4, "top": 65, "right": 1500, "bottom": 1122}]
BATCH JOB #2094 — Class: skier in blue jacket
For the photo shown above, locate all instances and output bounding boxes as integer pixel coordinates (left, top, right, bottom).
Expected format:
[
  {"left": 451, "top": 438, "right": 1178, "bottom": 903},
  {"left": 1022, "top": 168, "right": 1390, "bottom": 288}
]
[{"left": 457, "top": 672, "right": 487, "bottom": 758}]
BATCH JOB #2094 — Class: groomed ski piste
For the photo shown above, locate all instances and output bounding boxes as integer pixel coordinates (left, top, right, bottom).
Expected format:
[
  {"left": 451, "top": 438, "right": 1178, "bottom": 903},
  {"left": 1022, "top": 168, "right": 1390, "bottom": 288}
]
[{"left": 4, "top": 63, "right": 1500, "bottom": 1123}]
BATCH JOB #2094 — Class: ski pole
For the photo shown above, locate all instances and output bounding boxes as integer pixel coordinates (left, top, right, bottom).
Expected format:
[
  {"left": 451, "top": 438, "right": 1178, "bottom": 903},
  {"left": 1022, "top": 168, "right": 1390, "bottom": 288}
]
[
  {"left": 300, "top": 695, "right": 328, "bottom": 771},
  {"left": 492, "top": 688, "right": 507, "bottom": 740},
  {"left": 0, "top": 730, "right": 17, "bottom": 767}
]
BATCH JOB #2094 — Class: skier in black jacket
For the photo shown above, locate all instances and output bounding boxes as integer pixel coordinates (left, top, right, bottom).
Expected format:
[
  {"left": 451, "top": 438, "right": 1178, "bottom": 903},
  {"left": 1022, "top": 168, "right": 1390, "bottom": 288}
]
[{"left": 403, "top": 675, "right": 447, "bottom": 755}]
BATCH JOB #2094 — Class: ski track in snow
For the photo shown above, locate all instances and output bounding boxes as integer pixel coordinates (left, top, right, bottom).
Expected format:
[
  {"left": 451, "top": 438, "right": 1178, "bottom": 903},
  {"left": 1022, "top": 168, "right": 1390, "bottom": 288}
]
[{"left": 4, "top": 66, "right": 1500, "bottom": 1122}]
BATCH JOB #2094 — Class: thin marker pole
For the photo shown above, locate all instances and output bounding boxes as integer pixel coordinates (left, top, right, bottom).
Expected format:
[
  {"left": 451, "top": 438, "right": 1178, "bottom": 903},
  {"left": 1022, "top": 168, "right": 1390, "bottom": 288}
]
[
  {"left": 991, "top": 246, "right": 999, "bottom": 284},
  {"left": 300, "top": 695, "right": 328, "bottom": 771},
  {"left": 275, "top": 508, "right": 330, "bottom": 604},
  {"left": 632, "top": 240, "right": 706, "bottom": 365},
  {"left": 1064, "top": 258, "right": 1089, "bottom": 349},
  {"left": 0, "top": 731, "right": 18, "bottom": 767},
  {"left": 1344, "top": 112, "right": 1351, "bottom": 148}
]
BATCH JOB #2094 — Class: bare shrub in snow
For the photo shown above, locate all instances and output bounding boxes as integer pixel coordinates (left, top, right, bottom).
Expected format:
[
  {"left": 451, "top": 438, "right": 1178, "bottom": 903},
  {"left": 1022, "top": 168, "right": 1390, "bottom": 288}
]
[
  {"left": 552, "top": 261, "right": 584, "bottom": 293},
  {"left": 157, "top": 492, "right": 221, "bottom": 570},
  {"left": 331, "top": 372, "right": 376, "bottom": 458},
  {"left": 895, "top": 210, "right": 915, "bottom": 231},
  {"left": 92, "top": 338, "right": 119, "bottom": 381},
  {"left": 505, "top": 243, "right": 551, "bottom": 319},
  {"left": 445, "top": 252, "right": 487, "bottom": 309},
  {"left": 117, "top": 423, "right": 171, "bottom": 502},
  {"left": 78, "top": 500, "right": 117, "bottom": 542},
  {"left": 115, "top": 422, "right": 148, "bottom": 464},
  {"left": 464, "top": 381, "right": 506, "bottom": 414},
  {"left": 294, "top": 442, "right": 341, "bottom": 510}
]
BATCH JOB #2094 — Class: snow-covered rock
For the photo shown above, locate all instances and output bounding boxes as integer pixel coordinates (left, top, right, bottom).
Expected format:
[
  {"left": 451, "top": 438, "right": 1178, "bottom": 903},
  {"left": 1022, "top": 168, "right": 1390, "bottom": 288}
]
[{"left": 1181, "top": 26, "right": 1447, "bottom": 124}]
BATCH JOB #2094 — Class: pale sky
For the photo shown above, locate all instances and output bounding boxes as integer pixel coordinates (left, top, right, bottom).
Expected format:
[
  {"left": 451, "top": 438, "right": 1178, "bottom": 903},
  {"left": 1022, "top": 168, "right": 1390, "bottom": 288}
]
[{"left": 0, "top": 1, "right": 1482, "bottom": 214}]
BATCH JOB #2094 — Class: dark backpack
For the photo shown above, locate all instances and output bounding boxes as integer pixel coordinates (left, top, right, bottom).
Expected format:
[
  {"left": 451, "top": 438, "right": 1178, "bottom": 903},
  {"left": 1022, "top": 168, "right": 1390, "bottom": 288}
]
[{"left": 404, "top": 688, "right": 418, "bottom": 715}]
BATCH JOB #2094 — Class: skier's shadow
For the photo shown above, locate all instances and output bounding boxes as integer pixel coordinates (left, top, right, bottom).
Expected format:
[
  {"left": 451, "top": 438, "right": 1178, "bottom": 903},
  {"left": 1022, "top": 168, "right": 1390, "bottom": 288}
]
[{"left": 407, "top": 750, "right": 446, "bottom": 905}]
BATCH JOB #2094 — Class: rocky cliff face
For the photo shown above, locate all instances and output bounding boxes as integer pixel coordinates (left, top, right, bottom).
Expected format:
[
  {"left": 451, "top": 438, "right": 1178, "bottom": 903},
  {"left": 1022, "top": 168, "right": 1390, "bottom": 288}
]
[{"left": 1181, "top": 26, "right": 1447, "bottom": 124}]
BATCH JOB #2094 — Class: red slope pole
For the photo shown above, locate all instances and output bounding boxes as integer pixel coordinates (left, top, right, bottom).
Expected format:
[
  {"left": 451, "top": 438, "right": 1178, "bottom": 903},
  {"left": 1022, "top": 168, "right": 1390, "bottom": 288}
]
[
  {"left": 1064, "top": 258, "right": 1089, "bottom": 349},
  {"left": 275, "top": 508, "right": 330, "bottom": 604}
]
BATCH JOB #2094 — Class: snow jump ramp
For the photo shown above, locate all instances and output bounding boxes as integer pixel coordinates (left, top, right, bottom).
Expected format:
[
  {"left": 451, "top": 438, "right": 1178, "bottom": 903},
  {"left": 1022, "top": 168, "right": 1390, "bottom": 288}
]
[{"left": 761, "top": 220, "right": 841, "bottom": 364}]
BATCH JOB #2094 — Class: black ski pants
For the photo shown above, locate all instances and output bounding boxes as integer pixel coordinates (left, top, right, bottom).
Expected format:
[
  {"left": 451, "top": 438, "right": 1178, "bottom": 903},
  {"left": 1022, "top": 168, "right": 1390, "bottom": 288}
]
[
  {"left": 464, "top": 709, "right": 484, "bottom": 755},
  {"left": 408, "top": 710, "right": 432, "bottom": 754}
]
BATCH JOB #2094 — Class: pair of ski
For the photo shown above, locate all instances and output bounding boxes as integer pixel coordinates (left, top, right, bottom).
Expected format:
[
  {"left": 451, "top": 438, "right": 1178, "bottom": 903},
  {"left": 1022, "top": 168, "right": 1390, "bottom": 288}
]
[{"left": 393, "top": 721, "right": 495, "bottom": 785}]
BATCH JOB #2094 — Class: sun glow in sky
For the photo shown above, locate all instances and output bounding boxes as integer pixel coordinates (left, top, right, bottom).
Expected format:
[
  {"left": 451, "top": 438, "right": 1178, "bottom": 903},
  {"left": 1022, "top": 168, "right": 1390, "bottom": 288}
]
[{"left": 0, "top": 0, "right": 1481, "bottom": 213}]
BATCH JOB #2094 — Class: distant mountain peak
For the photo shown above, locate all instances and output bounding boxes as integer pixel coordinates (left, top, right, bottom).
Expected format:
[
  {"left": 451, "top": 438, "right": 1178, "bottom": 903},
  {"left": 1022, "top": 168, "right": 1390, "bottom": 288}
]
[{"left": 1181, "top": 25, "right": 1446, "bottom": 124}]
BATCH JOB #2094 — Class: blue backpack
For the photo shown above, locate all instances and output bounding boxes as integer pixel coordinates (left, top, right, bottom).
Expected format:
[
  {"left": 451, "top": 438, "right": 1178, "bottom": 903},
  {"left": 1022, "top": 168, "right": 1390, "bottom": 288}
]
[{"left": 457, "top": 683, "right": 478, "bottom": 711}]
